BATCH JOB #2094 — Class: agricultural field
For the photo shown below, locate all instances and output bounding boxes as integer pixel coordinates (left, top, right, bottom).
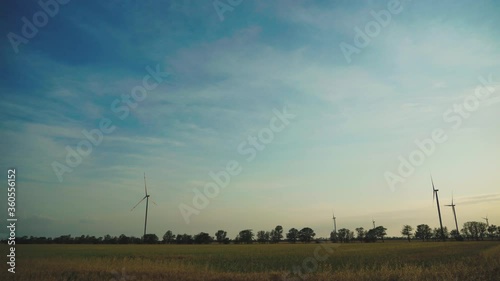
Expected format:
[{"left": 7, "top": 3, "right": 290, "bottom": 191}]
[{"left": 1, "top": 241, "right": 499, "bottom": 281}]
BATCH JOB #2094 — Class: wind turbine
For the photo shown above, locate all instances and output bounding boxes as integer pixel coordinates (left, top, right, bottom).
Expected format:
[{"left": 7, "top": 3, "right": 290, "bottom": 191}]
[
  {"left": 332, "top": 211, "right": 337, "bottom": 233},
  {"left": 431, "top": 176, "right": 445, "bottom": 241},
  {"left": 131, "top": 173, "right": 157, "bottom": 239},
  {"left": 445, "top": 192, "right": 459, "bottom": 235},
  {"left": 482, "top": 216, "right": 489, "bottom": 227},
  {"left": 372, "top": 218, "right": 376, "bottom": 229}
]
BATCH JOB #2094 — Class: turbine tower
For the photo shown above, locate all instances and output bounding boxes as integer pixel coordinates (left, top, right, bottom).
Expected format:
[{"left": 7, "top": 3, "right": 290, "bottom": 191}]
[
  {"left": 482, "top": 216, "right": 489, "bottom": 227},
  {"left": 372, "top": 218, "right": 376, "bottom": 229},
  {"left": 431, "top": 176, "right": 445, "bottom": 241},
  {"left": 445, "top": 192, "right": 459, "bottom": 235},
  {"left": 131, "top": 172, "right": 157, "bottom": 239},
  {"left": 332, "top": 211, "right": 337, "bottom": 233}
]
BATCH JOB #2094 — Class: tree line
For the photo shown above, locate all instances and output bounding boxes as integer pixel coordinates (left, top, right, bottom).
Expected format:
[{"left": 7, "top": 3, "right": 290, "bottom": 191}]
[
  {"left": 400, "top": 221, "right": 500, "bottom": 242},
  {"left": 3, "top": 221, "right": 498, "bottom": 245},
  {"left": 329, "top": 226, "right": 388, "bottom": 243}
]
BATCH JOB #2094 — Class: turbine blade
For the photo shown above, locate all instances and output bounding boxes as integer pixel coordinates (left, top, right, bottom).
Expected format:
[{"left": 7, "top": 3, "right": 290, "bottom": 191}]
[
  {"left": 144, "top": 172, "right": 148, "bottom": 196},
  {"left": 131, "top": 196, "right": 147, "bottom": 211},
  {"left": 151, "top": 199, "right": 158, "bottom": 206},
  {"left": 431, "top": 175, "right": 436, "bottom": 202}
]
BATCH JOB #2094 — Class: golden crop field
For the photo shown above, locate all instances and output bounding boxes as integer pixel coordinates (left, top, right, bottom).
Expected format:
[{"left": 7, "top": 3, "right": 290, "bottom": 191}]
[{"left": 1, "top": 241, "right": 499, "bottom": 281}]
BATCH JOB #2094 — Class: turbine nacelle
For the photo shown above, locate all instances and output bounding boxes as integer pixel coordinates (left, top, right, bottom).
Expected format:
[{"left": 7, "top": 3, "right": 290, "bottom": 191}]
[
  {"left": 430, "top": 175, "right": 445, "bottom": 241},
  {"left": 482, "top": 216, "right": 489, "bottom": 226},
  {"left": 431, "top": 175, "right": 439, "bottom": 202}
]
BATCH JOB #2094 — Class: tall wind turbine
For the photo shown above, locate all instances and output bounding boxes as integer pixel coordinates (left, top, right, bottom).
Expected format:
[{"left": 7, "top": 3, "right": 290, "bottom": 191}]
[
  {"left": 445, "top": 192, "right": 459, "bottom": 235},
  {"left": 131, "top": 173, "right": 157, "bottom": 239},
  {"left": 372, "top": 218, "right": 376, "bottom": 229},
  {"left": 332, "top": 211, "right": 337, "bottom": 233},
  {"left": 431, "top": 176, "right": 445, "bottom": 241},
  {"left": 482, "top": 216, "right": 489, "bottom": 227}
]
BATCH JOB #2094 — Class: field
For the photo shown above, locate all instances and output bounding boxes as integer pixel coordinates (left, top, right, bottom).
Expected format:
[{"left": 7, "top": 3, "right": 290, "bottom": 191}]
[{"left": 2, "top": 241, "right": 499, "bottom": 281}]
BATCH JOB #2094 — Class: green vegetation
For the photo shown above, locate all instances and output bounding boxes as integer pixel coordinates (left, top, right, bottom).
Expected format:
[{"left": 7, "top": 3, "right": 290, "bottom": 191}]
[{"left": 1, "top": 241, "right": 499, "bottom": 280}]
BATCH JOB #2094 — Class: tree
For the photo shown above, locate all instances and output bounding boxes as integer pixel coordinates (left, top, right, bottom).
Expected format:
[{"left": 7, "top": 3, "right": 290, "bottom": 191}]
[
  {"left": 432, "top": 227, "right": 441, "bottom": 241},
  {"left": 364, "top": 229, "right": 377, "bottom": 243},
  {"left": 118, "top": 234, "right": 130, "bottom": 244},
  {"left": 401, "top": 225, "right": 413, "bottom": 242},
  {"left": 264, "top": 231, "right": 271, "bottom": 242},
  {"left": 442, "top": 226, "right": 449, "bottom": 240},
  {"left": 487, "top": 225, "right": 498, "bottom": 240},
  {"left": 233, "top": 234, "right": 241, "bottom": 244},
  {"left": 415, "top": 224, "right": 432, "bottom": 242},
  {"left": 102, "top": 234, "right": 117, "bottom": 244},
  {"left": 462, "top": 221, "right": 487, "bottom": 241},
  {"left": 103, "top": 234, "right": 112, "bottom": 244},
  {"left": 143, "top": 234, "right": 159, "bottom": 244},
  {"left": 374, "top": 226, "right": 387, "bottom": 242},
  {"left": 450, "top": 229, "right": 463, "bottom": 241},
  {"left": 337, "top": 228, "right": 352, "bottom": 243},
  {"left": 432, "top": 226, "right": 450, "bottom": 238},
  {"left": 176, "top": 234, "right": 193, "bottom": 244},
  {"left": 355, "top": 227, "right": 365, "bottom": 242},
  {"left": 75, "top": 235, "right": 88, "bottom": 244},
  {"left": 194, "top": 232, "right": 212, "bottom": 244},
  {"left": 257, "top": 231, "right": 269, "bottom": 243},
  {"left": 215, "top": 230, "right": 227, "bottom": 244},
  {"left": 175, "top": 234, "right": 183, "bottom": 244},
  {"left": 298, "top": 227, "right": 316, "bottom": 243},
  {"left": 287, "top": 228, "right": 299, "bottom": 243},
  {"left": 238, "top": 229, "right": 254, "bottom": 244},
  {"left": 271, "top": 225, "right": 283, "bottom": 243},
  {"left": 162, "top": 230, "right": 174, "bottom": 244},
  {"left": 330, "top": 231, "right": 339, "bottom": 243}
]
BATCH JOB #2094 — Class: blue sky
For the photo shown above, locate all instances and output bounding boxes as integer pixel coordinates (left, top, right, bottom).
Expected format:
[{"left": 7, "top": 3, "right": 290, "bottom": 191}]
[{"left": 1, "top": 0, "right": 499, "bottom": 239}]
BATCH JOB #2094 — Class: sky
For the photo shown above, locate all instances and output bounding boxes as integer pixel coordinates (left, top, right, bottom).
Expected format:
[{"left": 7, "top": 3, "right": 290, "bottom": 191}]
[{"left": 0, "top": 0, "right": 499, "bottom": 240}]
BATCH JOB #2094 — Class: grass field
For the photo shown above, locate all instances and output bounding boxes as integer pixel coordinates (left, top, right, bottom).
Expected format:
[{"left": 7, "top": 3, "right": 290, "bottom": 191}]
[{"left": 2, "top": 241, "right": 499, "bottom": 280}]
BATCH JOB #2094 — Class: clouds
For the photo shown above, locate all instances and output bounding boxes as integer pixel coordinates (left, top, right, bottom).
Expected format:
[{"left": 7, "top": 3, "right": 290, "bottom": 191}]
[
  {"left": 457, "top": 193, "right": 500, "bottom": 206},
  {"left": 0, "top": 0, "right": 499, "bottom": 238}
]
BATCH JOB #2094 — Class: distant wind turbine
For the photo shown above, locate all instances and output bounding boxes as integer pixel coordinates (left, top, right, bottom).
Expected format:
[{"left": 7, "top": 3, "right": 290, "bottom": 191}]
[
  {"left": 372, "top": 218, "right": 376, "bottom": 229},
  {"left": 332, "top": 211, "right": 337, "bottom": 233},
  {"left": 431, "top": 176, "right": 445, "bottom": 241},
  {"left": 131, "top": 173, "right": 157, "bottom": 239},
  {"left": 445, "top": 192, "right": 459, "bottom": 235},
  {"left": 482, "top": 216, "right": 489, "bottom": 227}
]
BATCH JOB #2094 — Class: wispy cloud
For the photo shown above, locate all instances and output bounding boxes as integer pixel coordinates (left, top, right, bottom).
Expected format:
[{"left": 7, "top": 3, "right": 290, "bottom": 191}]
[
  {"left": 1, "top": 0, "right": 499, "bottom": 238},
  {"left": 457, "top": 193, "right": 500, "bottom": 206}
]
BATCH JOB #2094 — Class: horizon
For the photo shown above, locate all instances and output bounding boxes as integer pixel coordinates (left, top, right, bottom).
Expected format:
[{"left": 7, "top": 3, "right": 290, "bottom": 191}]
[{"left": 1, "top": 0, "right": 499, "bottom": 240}]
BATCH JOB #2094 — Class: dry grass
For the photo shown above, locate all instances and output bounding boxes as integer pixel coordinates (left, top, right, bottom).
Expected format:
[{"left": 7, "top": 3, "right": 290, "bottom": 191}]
[{"left": 1, "top": 241, "right": 499, "bottom": 280}]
